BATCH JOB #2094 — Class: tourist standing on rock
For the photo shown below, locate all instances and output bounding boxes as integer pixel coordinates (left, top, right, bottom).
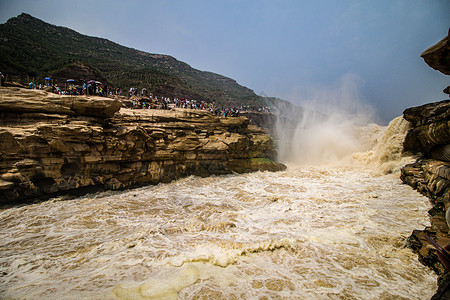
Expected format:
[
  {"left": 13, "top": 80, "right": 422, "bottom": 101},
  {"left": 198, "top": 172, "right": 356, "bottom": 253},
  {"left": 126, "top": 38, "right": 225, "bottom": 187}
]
[{"left": 0, "top": 72, "right": 4, "bottom": 86}]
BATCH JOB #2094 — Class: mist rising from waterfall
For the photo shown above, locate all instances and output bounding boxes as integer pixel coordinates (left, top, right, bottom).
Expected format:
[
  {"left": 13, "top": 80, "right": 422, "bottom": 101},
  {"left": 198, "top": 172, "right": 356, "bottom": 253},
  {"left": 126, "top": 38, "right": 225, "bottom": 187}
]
[
  {"left": 352, "top": 115, "right": 417, "bottom": 174},
  {"left": 274, "top": 74, "right": 416, "bottom": 173},
  {"left": 276, "top": 74, "right": 378, "bottom": 165}
]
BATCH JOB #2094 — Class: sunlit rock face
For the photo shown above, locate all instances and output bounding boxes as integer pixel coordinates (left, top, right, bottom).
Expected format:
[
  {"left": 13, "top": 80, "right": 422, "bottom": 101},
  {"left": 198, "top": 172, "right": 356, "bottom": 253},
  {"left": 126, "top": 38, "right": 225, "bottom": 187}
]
[{"left": 0, "top": 87, "right": 285, "bottom": 205}]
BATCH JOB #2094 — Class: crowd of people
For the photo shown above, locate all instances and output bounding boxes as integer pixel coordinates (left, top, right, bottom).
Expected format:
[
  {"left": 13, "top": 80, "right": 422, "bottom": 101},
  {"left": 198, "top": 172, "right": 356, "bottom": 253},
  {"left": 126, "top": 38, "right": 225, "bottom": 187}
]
[
  {"left": 128, "top": 93, "right": 272, "bottom": 118},
  {"left": 25, "top": 79, "right": 117, "bottom": 97},
  {"left": 123, "top": 87, "right": 273, "bottom": 117},
  {"left": 8, "top": 75, "right": 273, "bottom": 118}
]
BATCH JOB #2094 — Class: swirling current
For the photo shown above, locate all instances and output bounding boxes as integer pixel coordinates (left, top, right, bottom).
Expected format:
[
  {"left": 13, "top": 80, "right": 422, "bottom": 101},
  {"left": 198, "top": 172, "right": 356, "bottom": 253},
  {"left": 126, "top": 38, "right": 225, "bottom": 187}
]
[
  {"left": 0, "top": 116, "right": 438, "bottom": 299},
  {"left": 0, "top": 166, "right": 436, "bottom": 299}
]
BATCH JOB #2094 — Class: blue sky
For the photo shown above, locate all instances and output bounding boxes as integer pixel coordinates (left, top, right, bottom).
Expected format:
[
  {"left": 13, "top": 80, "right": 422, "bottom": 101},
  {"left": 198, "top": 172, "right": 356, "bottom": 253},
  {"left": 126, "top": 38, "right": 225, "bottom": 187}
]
[{"left": 0, "top": 0, "right": 449, "bottom": 123}]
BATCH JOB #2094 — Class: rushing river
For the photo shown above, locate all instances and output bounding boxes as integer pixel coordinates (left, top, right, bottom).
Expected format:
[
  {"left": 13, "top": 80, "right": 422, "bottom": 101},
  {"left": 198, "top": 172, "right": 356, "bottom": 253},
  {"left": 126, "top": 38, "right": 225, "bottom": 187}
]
[
  {"left": 0, "top": 116, "right": 439, "bottom": 299},
  {"left": 0, "top": 166, "right": 437, "bottom": 299}
]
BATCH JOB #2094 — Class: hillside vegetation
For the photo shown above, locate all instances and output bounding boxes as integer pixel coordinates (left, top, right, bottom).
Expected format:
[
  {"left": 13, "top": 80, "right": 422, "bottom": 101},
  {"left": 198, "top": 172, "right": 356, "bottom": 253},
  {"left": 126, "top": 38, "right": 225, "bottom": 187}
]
[{"left": 0, "top": 13, "right": 274, "bottom": 107}]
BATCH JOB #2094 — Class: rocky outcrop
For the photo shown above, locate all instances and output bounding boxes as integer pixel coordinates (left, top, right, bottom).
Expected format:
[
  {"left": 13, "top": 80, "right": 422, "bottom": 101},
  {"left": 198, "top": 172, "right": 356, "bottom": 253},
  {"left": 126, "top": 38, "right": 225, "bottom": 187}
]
[
  {"left": 403, "top": 100, "right": 450, "bottom": 159},
  {"left": 403, "top": 28, "right": 450, "bottom": 298},
  {"left": 401, "top": 100, "right": 450, "bottom": 216},
  {"left": 421, "top": 29, "right": 450, "bottom": 75},
  {"left": 401, "top": 101, "right": 450, "bottom": 298},
  {"left": 403, "top": 31, "right": 450, "bottom": 298},
  {"left": 240, "top": 111, "right": 278, "bottom": 136},
  {"left": 0, "top": 87, "right": 285, "bottom": 206},
  {"left": 0, "top": 87, "right": 122, "bottom": 118},
  {"left": 403, "top": 158, "right": 450, "bottom": 299},
  {"left": 402, "top": 160, "right": 450, "bottom": 207}
]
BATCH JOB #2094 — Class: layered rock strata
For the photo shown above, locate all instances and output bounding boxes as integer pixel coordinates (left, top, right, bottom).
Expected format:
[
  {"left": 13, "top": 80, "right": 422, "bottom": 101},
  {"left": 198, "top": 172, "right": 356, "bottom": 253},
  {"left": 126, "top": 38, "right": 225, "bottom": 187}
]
[
  {"left": 404, "top": 29, "right": 450, "bottom": 299},
  {"left": 403, "top": 100, "right": 450, "bottom": 159},
  {"left": 401, "top": 101, "right": 450, "bottom": 240},
  {"left": 401, "top": 100, "right": 450, "bottom": 298},
  {"left": 0, "top": 87, "right": 285, "bottom": 206}
]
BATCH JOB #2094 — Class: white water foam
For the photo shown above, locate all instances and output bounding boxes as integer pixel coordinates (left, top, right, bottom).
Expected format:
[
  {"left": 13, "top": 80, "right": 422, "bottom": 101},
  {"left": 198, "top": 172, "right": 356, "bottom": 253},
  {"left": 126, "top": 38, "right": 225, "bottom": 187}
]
[
  {"left": 352, "top": 115, "right": 417, "bottom": 174},
  {"left": 0, "top": 80, "right": 436, "bottom": 298},
  {"left": 0, "top": 166, "right": 436, "bottom": 299}
]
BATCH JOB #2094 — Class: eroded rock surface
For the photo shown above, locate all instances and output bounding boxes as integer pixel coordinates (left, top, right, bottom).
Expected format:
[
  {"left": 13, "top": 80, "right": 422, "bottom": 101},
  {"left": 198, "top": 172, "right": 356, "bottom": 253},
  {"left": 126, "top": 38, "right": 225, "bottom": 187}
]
[
  {"left": 404, "top": 28, "right": 450, "bottom": 298},
  {"left": 403, "top": 100, "right": 450, "bottom": 159},
  {"left": 0, "top": 87, "right": 285, "bottom": 205},
  {"left": 401, "top": 100, "right": 450, "bottom": 298},
  {"left": 421, "top": 31, "right": 450, "bottom": 76},
  {"left": 403, "top": 158, "right": 450, "bottom": 299}
]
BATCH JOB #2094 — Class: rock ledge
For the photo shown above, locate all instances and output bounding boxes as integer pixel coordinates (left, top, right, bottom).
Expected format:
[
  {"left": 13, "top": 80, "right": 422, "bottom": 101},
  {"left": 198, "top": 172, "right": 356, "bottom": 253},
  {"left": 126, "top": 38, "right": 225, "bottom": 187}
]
[{"left": 0, "top": 87, "right": 286, "bottom": 206}]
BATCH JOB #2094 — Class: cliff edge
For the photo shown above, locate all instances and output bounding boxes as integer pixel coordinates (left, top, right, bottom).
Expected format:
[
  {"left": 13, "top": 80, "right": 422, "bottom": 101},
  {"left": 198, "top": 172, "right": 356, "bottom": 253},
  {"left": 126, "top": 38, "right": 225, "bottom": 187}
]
[
  {"left": 421, "top": 28, "right": 450, "bottom": 96},
  {"left": 402, "top": 30, "right": 450, "bottom": 299},
  {"left": 401, "top": 100, "right": 450, "bottom": 299},
  {"left": 421, "top": 29, "right": 450, "bottom": 76},
  {"left": 0, "top": 87, "right": 285, "bottom": 206}
]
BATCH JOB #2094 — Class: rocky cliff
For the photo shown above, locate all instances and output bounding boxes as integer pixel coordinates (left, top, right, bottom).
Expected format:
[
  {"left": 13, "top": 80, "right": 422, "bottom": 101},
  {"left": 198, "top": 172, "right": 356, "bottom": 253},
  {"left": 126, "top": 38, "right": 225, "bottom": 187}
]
[
  {"left": 421, "top": 29, "right": 450, "bottom": 76},
  {"left": 402, "top": 30, "right": 450, "bottom": 299},
  {"left": 402, "top": 101, "right": 450, "bottom": 298},
  {"left": 0, "top": 87, "right": 285, "bottom": 206},
  {"left": 403, "top": 100, "right": 450, "bottom": 159}
]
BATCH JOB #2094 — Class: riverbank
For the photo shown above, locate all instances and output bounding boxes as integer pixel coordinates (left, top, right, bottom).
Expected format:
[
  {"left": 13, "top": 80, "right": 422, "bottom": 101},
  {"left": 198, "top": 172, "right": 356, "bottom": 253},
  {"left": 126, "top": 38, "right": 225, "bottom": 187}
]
[{"left": 0, "top": 87, "right": 285, "bottom": 206}]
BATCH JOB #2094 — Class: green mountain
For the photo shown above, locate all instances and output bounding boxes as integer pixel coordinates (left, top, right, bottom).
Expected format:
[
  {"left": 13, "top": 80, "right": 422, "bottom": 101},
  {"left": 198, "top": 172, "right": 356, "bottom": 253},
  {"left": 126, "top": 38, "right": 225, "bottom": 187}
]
[{"left": 0, "top": 13, "right": 267, "bottom": 107}]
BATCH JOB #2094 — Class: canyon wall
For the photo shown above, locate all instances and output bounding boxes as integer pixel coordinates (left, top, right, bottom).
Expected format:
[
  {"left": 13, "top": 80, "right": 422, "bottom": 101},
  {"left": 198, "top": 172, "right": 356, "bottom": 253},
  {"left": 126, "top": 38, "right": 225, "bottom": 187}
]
[
  {"left": 402, "top": 30, "right": 450, "bottom": 299},
  {"left": 402, "top": 100, "right": 450, "bottom": 298},
  {"left": 0, "top": 87, "right": 285, "bottom": 206}
]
